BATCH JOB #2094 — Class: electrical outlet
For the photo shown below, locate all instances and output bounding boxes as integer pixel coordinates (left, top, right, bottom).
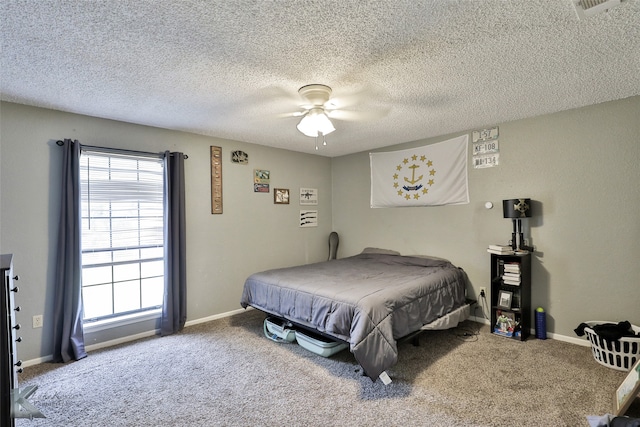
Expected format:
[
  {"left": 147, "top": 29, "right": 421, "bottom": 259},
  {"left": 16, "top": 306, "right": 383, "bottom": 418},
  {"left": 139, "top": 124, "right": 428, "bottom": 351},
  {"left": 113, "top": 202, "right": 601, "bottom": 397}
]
[
  {"left": 479, "top": 287, "right": 487, "bottom": 298},
  {"left": 32, "top": 314, "right": 43, "bottom": 329}
]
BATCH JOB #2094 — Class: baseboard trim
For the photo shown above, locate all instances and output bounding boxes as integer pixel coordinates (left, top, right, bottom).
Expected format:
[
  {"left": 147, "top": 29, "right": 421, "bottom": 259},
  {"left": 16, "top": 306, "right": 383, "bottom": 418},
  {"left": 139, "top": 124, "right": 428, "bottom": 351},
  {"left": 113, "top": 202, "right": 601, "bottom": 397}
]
[
  {"left": 23, "top": 307, "right": 589, "bottom": 367},
  {"left": 184, "top": 307, "right": 251, "bottom": 327},
  {"left": 22, "top": 307, "right": 253, "bottom": 368},
  {"left": 22, "top": 355, "right": 54, "bottom": 368},
  {"left": 467, "top": 316, "right": 590, "bottom": 347},
  {"left": 469, "top": 315, "right": 491, "bottom": 325},
  {"left": 546, "top": 331, "right": 591, "bottom": 347}
]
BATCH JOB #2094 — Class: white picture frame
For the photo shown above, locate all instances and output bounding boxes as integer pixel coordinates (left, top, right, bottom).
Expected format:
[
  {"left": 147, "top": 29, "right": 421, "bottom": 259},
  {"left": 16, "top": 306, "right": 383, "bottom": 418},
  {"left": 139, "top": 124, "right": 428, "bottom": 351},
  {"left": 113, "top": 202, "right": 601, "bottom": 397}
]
[
  {"left": 299, "top": 188, "right": 318, "bottom": 205},
  {"left": 300, "top": 210, "right": 318, "bottom": 227}
]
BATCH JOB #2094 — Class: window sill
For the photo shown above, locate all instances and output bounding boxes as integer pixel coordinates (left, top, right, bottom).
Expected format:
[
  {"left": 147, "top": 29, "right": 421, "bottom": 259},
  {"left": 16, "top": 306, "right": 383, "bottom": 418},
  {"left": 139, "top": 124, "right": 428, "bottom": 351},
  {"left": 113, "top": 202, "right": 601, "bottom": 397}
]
[{"left": 83, "top": 309, "right": 161, "bottom": 333}]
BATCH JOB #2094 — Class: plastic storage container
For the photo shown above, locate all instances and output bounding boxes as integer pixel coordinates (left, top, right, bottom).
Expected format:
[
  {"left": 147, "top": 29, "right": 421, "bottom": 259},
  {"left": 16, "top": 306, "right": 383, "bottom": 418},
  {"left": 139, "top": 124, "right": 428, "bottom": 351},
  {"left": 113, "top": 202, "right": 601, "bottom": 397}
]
[
  {"left": 583, "top": 321, "right": 640, "bottom": 371},
  {"left": 295, "top": 329, "right": 348, "bottom": 357},
  {"left": 264, "top": 317, "right": 297, "bottom": 343}
]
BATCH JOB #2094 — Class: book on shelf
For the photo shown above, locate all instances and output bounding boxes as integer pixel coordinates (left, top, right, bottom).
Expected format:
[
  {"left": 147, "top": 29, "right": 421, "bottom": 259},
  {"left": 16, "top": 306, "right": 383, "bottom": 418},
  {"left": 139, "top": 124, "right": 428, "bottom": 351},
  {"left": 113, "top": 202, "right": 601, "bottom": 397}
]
[
  {"left": 503, "top": 263, "right": 521, "bottom": 272},
  {"left": 511, "top": 293, "right": 521, "bottom": 309},
  {"left": 487, "top": 247, "right": 514, "bottom": 255},
  {"left": 488, "top": 244, "right": 512, "bottom": 251},
  {"left": 502, "top": 278, "right": 521, "bottom": 286},
  {"left": 488, "top": 250, "right": 514, "bottom": 255},
  {"left": 502, "top": 272, "right": 521, "bottom": 279}
]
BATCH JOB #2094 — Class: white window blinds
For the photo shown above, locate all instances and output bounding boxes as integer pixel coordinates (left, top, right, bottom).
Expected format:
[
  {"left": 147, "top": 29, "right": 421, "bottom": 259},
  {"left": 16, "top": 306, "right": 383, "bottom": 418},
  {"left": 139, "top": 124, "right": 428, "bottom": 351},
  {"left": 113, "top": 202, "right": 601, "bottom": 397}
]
[{"left": 80, "top": 149, "right": 165, "bottom": 321}]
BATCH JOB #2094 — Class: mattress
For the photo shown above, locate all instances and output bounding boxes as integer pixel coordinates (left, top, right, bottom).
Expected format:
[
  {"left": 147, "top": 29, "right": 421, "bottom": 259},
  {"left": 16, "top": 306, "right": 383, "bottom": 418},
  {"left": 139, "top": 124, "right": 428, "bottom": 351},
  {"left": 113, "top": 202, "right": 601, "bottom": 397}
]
[{"left": 241, "top": 251, "right": 468, "bottom": 381}]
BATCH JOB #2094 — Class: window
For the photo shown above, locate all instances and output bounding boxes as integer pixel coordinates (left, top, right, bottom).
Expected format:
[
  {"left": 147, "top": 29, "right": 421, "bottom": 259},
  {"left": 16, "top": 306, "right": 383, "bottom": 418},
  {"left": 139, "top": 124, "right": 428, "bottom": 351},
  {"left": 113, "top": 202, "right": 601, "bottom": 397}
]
[{"left": 80, "top": 149, "right": 164, "bottom": 323}]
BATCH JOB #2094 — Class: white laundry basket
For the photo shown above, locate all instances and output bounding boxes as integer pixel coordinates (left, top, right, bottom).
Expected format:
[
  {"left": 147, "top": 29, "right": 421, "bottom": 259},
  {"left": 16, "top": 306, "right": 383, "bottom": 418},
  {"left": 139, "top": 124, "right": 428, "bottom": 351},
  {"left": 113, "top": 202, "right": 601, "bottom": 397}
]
[{"left": 583, "top": 321, "right": 640, "bottom": 371}]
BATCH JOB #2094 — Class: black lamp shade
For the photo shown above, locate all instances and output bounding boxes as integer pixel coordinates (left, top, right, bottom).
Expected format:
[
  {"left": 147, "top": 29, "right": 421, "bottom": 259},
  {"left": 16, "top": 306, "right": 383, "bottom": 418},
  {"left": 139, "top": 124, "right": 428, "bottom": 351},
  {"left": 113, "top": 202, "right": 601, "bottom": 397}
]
[{"left": 503, "top": 199, "right": 531, "bottom": 218}]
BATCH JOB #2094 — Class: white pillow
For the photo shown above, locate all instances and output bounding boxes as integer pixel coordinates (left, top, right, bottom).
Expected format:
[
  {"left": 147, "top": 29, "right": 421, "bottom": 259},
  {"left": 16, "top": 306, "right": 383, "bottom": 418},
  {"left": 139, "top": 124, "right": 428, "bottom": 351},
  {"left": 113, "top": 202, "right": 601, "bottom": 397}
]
[{"left": 360, "top": 247, "right": 401, "bottom": 255}]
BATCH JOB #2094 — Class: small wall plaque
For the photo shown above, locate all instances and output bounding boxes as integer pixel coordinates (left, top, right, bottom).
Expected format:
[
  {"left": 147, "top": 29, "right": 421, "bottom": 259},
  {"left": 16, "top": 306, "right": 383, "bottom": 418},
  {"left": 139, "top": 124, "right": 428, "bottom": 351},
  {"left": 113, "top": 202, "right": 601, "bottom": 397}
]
[
  {"left": 299, "top": 188, "right": 318, "bottom": 205},
  {"left": 472, "top": 126, "right": 499, "bottom": 143},
  {"left": 300, "top": 210, "right": 318, "bottom": 227},
  {"left": 231, "top": 150, "right": 248, "bottom": 164},
  {"left": 254, "top": 169, "right": 270, "bottom": 193}
]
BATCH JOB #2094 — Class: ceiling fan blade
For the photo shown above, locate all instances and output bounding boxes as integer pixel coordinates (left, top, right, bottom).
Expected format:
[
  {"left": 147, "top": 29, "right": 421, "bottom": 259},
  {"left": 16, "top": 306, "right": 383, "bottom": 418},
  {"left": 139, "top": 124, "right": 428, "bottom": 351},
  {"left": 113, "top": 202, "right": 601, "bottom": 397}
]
[
  {"left": 326, "top": 106, "right": 390, "bottom": 122},
  {"left": 255, "top": 85, "right": 300, "bottom": 104},
  {"left": 275, "top": 111, "right": 307, "bottom": 119},
  {"left": 327, "top": 84, "right": 387, "bottom": 110}
]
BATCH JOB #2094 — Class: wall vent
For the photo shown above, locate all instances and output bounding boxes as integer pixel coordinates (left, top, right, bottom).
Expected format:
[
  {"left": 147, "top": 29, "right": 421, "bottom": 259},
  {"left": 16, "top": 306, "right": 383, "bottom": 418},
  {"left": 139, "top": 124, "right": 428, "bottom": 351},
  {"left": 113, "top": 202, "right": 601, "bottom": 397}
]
[{"left": 573, "top": 0, "right": 621, "bottom": 19}]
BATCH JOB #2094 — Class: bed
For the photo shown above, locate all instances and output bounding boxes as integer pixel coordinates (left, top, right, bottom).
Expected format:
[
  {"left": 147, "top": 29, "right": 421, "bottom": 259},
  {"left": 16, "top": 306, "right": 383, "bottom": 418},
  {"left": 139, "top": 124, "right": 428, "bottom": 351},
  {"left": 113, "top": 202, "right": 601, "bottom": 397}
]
[{"left": 240, "top": 248, "right": 470, "bottom": 382}]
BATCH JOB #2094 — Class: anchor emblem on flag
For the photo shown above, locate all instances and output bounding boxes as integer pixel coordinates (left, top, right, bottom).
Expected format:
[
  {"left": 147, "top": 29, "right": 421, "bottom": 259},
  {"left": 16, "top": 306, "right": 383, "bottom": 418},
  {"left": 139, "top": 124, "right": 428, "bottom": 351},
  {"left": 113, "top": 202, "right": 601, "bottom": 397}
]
[{"left": 393, "top": 155, "right": 436, "bottom": 200}]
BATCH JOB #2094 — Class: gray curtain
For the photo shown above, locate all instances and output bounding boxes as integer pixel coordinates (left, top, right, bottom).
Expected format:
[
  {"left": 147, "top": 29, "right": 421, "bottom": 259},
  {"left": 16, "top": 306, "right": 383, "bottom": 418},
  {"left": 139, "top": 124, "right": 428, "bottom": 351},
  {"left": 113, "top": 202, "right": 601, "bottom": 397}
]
[
  {"left": 52, "top": 139, "right": 87, "bottom": 362},
  {"left": 160, "top": 151, "right": 187, "bottom": 336}
]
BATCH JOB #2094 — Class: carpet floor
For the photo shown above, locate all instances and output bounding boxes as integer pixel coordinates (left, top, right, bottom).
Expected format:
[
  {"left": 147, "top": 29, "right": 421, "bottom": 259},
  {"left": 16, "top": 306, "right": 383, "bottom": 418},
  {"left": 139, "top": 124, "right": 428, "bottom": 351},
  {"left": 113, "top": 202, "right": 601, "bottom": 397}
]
[{"left": 15, "top": 309, "right": 639, "bottom": 426}]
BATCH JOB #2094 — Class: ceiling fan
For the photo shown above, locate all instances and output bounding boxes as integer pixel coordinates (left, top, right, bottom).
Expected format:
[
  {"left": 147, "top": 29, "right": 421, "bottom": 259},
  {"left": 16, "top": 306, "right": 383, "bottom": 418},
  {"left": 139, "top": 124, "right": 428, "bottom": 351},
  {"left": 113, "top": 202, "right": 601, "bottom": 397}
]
[
  {"left": 276, "top": 82, "right": 389, "bottom": 150},
  {"left": 294, "top": 84, "right": 336, "bottom": 138}
]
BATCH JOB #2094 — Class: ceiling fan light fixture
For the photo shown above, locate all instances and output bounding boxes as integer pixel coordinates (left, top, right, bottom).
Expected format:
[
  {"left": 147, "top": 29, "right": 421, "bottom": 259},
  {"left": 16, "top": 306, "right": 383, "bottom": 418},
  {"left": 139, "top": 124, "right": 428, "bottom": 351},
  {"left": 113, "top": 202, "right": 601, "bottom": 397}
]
[{"left": 296, "top": 107, "right": 335, "bottom": 137}]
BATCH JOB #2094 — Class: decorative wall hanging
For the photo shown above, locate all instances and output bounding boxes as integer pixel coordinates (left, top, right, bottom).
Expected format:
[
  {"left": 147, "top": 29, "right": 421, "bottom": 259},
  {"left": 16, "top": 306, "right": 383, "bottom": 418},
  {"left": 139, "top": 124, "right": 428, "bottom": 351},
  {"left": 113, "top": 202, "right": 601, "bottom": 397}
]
[
  {"left": 210, "top": 146, "right": 223, "bottom": 214},
  {"left": 300, "top": 210, "right": 318, "bottom": 227},
  {"left": 472, "top": 126, "right": 499, "bottom": 169},
  {"left": 370, "top": 134, "right": 469, "bottom": 208},
  {"left": 299, "top": 188, "right": 318, "bottom": 205},
  {"left": 274, "top": 188, "right": 290, "bottom": 204},
  {"left": 231, "top": 150, "right": 248, "bottom": 164},
  {"left": 254, "top": 169, "right": 270, "bottom": 193},
  {"left": 472, "top": 126, "right": 498, "bottom": 143}
]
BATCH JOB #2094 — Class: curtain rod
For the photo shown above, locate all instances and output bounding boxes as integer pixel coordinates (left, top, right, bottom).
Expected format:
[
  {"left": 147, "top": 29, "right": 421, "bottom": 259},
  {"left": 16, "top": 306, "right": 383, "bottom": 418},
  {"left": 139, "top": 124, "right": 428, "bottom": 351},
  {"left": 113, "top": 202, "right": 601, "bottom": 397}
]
[{"left": 56, "top": 140, "right": 188, "bottom": 159}]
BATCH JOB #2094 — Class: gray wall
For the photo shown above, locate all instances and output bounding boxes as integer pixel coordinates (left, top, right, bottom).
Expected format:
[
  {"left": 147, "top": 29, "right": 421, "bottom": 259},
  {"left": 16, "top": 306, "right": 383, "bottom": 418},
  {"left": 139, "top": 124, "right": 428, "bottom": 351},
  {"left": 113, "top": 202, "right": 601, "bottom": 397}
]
[
  {"left": 331, "top": 96, "right": 640, "bottom": 339},
  {"left": 0, "top": 102, "right": 332, "bottom": 361},
  {"left": 2, "top": 96, "right": 639, "bottom": 362}
]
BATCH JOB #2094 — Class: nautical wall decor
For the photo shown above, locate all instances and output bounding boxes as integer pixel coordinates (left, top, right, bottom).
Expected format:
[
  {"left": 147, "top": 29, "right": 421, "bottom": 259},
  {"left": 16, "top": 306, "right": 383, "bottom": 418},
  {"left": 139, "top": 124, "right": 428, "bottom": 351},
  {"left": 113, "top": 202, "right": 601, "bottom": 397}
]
[{"left": 370, "top": 135, "right": 469, "bottom": 208}]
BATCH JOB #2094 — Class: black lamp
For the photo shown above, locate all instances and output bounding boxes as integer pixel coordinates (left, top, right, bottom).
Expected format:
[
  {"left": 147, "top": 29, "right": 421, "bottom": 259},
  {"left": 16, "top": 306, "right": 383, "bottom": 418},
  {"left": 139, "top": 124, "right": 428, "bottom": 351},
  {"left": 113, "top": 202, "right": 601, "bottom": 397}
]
[{"left": 502, "top": 198, "right": 533, "bottom": 252}]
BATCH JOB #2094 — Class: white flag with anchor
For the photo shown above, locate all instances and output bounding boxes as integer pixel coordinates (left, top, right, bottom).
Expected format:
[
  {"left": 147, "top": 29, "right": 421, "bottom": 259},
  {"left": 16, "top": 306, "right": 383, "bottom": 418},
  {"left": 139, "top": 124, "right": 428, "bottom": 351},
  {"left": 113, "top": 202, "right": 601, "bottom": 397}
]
[{"left": 370, "top": 135, "right": 469, "bottom": 208}]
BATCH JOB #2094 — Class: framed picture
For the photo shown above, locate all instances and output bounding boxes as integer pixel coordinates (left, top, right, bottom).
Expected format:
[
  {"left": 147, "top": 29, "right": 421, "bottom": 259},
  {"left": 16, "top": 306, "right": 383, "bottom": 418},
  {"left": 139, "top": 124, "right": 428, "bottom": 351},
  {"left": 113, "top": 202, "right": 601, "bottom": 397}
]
[
  {"left": 254, "top": 169, "right": 270, "bottom": 193},
  {"left": 300, "top": 210, "right": 318, "bottom": 227},
  {"left": 274, "top": 188, "right": 289, "bottom": 204},
  {"left": 299, "top": 188, "right": 318, "bottom": 205},
  {"left": 497, "top": 290, "right": 513, "bottom": 309},
  {"left": 615, "top": 357, "right": 640, "bottom": 416}
]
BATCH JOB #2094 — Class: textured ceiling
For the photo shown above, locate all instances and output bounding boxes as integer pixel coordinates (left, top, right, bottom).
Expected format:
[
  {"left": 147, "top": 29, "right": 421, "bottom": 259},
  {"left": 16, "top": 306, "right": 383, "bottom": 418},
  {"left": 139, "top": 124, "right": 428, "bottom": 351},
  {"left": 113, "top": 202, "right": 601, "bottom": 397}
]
[{"left": 1, "top": 1, "right": 639, "bottom": 157}]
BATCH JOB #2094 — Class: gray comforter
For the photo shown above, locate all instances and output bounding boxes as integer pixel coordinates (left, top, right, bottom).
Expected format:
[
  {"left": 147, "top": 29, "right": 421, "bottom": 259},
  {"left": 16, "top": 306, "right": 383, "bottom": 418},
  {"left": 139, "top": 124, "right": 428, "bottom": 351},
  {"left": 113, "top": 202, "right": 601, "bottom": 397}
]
[{"left": 240, "top": 252, "right": 467, "bottom": 381}]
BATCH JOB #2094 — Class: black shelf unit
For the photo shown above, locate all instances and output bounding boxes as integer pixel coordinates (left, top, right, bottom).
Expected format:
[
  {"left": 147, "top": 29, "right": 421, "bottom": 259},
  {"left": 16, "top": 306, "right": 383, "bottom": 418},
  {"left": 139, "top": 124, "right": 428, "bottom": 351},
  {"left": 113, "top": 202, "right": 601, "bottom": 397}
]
[{"left": 490, "top": 252, "right": 531, "bottom": 341}]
